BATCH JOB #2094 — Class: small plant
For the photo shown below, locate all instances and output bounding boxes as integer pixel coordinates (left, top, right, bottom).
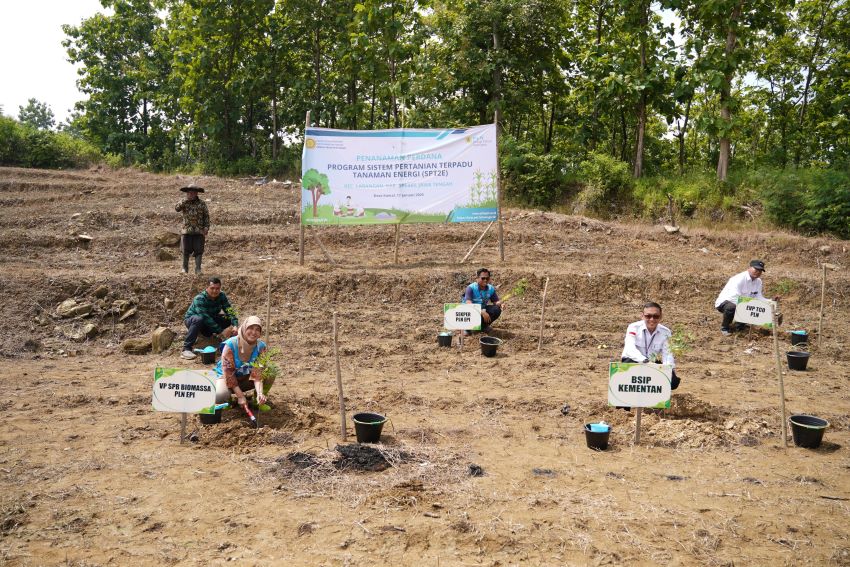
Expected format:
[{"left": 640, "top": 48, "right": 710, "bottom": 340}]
[
  {"left": 500, "top": 278, "right": 529, "bottom": 302},
  {"left": 771, "top": 278, "right": 797, "bottom": 296},
  {"left": 224, "top": 306, "right": 240, "bottom": 320},
  {"left": 252, "top": 347, "right": 281, "bottom": 380},
  {"left": 670, "top": 325, "right": 695, "bottom": 357}
]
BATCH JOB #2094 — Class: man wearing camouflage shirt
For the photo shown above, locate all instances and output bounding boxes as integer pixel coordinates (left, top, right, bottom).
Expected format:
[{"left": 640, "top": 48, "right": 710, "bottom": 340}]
[{"left": 176, "top": 184, "right": 210, "bottom": 274}]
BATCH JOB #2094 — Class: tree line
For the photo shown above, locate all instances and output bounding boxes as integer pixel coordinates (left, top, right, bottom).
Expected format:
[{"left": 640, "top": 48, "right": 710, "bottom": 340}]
[{"left": 6, "top": 0, "right": 850, "bottom": 235}]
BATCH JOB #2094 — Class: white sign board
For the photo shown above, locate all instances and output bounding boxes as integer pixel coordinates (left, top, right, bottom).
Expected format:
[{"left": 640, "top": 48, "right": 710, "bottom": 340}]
[
  {"left": 152, "top": 368, "right": 217, "bottom": 413},
  {"left": 443, "top": 303, "right": 482, "bottom": 330},
  {"left": 301, "top": 124, "right": 499, "bottom": 225},
  {"left": 734, "top": 297, "right": 775, "bottom": 328},
  {"left": 608, "top": 362, "right": 672, "bottom": 409}
]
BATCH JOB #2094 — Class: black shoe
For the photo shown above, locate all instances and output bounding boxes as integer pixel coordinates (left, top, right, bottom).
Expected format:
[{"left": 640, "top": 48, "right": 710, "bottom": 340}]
[
  {"left": 615, "top": 406, "right": 632, "bottom": 411},
  {"left": 671, "top": 376, "right": 681, "bottom": 390}
]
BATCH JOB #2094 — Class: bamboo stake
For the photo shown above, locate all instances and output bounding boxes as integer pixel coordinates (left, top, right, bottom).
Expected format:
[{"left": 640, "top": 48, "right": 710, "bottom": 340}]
[
  {"left": 634, "top": 408, "right": 642, "bottom": 444},
  {"left": 818, "top": 263, "right": 826, "bottom": 342},
  {"left": 312, "top": 231, "right": 337, "bottom": 265},
  {"left": 394, "top": 224, "right": 400, "bottom": 264},
  {"left": 333, "top": 312, "right": 346, "bottom": 440},
  {"left": 772, "top": 308, "right": 788, "bottom": 447},
  {"left": 537, "top": 277, "right": 549, "bottom": 351},
  {"left": 266, "top": 270, "right": 272, "bottom": 341},
  {"left": 299, "top": 111, "right": 310, "bottom": 266},
  {"left": 462, "top": 221, "right": 494, "bottom": 263},
  {"left": 180, "top": 413, "right": 187, "bottom": 445},
  {"left": 299, "top": 225, "right": 305, "bottom": 266},
  {"left": 494, "top": 112, "right": 505, "bottom": 262},
  {"left": 498, "top": 220, "right": 505, "bottom": 262}
]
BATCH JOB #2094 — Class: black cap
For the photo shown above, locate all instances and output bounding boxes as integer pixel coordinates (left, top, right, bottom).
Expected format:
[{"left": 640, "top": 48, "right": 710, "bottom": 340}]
[
  {"left": 750, "top": 260, "right": 766, "bottom": 272},
  {"left": 179, "top": 184, "right": 205, "bottom": 193}
]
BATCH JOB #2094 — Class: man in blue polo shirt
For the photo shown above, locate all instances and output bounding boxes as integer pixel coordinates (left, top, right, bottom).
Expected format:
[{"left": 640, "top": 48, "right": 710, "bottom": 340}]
[{"left": 462, "top": 268, "right": 504, "bottom": 335}]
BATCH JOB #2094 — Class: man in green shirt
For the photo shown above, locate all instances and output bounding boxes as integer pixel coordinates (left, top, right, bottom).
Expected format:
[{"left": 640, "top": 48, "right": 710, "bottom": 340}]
[{"left": 181, "top": 277, "right": 238, "bottom": 359}]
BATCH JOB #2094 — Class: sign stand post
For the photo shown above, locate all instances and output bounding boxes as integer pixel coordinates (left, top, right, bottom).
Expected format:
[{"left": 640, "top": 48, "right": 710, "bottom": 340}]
[
  {"left": 394, "top": 224, "right": 401, "bottom": 264},
  {"left": 180, "top": 413, "right": 187, "bottom": 444},
  {"left": 634, "top": 408, "right": 642, "bottom": 444},
  {"left": 772, "top": 309, "right": 788, "bottom": 447}
]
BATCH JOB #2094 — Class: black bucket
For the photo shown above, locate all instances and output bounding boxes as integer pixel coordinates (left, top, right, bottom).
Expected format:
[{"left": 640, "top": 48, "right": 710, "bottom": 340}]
[
  {"left": 198, "top": 409, "right": 221, "bottom": 424},
  {"left": 438, "top": 332, "right": 453, "bottom": 347},
  {"left": 789, "top": 414, "right": 829, "bottom": 448},
  {"left": 353, "top": 412, "right": 387, "bottom": 443},
  {"left": 790, "top": 330, "right": 808, "bottom": 347},
  {"left": 480, "top": 336, "right": 503, "bottom": 357},
  {"left": 200, "top": 350, "right": 216, "bottom": 364},
  {"left": 787, "top": 351, "right": 810, "bottom": 371},
  {"left": 584, "top": 423, "right": 611, "bottom": 450}
]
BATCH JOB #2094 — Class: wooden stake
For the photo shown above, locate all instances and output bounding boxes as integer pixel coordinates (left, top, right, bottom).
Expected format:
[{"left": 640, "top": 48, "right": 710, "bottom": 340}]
[
  {"left": 299, "top": 224, "right": 305, "bottom": 266},
  {"left": 634, "top": 408, "right": 642, "bottom": 444},
  {"left": 462, "top": 221, "right": 494, "bottom": 263},
  {"left": 394, "top": 224, "right": 400, "bottom": 264},
  {"left": 667, "top": 193, "right": 676, "bottom": 227},
  {"left": 180, "top": 413, "right": 187, "bottom": 445},
  {"left": 333, "top": 312, "right": 346, "bottom": 440},
  {"left": 537, "top": 277, "right": 549, "bottom": 351},
  {"left": 312, "top": 231, "right": 337, "bottom": 265},
  {"left": 299, "top": 111, "right": 310, "bottom": 266},
  {"left": 773, "top": 309, "right": 788, "bottom": 447},
  {"left": 494, "top": 113, "right": 505, "bottom": 263},
  {"left": 818, "top": 263, "right": 826, "bottom": 342},
  {"left": 265, "top": 270, "right": 272, "bottom": 341},
  {"left": 498, "top": 220, "right": 505, "bottom": 262}
]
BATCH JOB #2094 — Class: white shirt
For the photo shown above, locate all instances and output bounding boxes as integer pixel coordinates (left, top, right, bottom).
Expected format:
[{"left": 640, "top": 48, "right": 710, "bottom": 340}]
[
  {"left": 621, "top": 320, "right": 675, "bottom": 368},
  {"left": 714, "top": 271, "right": 765, "bottom": 308}
]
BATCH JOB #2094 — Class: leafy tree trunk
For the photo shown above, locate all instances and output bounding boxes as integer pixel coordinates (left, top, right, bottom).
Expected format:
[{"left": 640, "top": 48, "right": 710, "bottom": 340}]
[
  {"left": 678, "top": 97, "right": 692, "bottom": 174},
  {"left": 717, "top": 2, "right": 742, "bottom": 182},
  {"left": 633, "top": 0, "right": 649, "bottom": 178},
  {"left": 545, "top": 100, "right": 556, "bottom": 153},
  {"left": 795, "top": 1, "right": 832, "bottom": 167}
]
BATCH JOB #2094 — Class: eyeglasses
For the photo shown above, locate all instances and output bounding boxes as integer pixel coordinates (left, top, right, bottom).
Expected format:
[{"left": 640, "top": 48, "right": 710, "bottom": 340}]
[
  {"left": 479, "top": 276, "right": 490, "bottom": 280},
  {"left": 643, "top": 313, "right": 661, "bottom": 320}
]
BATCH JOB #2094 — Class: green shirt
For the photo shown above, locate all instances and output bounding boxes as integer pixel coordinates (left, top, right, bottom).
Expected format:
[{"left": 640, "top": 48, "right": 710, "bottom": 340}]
[{"left": 184, "top": 291, "right": 238, "bottom": 333}]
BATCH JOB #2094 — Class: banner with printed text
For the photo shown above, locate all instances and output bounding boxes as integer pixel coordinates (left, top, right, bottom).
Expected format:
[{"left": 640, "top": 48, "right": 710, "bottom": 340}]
[{"left": 301, "top": 124, "right": 498, "bottom": 225}]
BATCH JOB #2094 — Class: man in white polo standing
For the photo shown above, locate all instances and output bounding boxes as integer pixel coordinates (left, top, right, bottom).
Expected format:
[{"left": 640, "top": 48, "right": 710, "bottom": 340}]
[{"left": 714, "top": 259, "right": 775, "bottom": 336}]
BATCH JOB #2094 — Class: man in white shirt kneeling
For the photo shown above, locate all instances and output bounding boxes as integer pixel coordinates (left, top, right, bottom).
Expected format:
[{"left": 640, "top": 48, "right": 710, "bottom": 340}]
[{"left": 621, "top": 301, "right": 680, "bottom": 391}]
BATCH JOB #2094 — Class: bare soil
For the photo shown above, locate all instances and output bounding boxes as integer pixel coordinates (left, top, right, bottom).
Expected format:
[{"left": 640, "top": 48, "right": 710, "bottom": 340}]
[{"left": 1, "top": 165, "right": 849, "bottom": 566}]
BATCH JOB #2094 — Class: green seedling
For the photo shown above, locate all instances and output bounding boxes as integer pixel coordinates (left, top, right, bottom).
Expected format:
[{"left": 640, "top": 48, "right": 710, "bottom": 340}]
[
  {"left": 224, "top": 306, "right": 240, "bottom": 320},
  {"left": 670, "top": 325, "right": 695, "bottom": 357},
  {"left": 500, "top": 278, "right": 529, "bottom": 303},
  {"left": 771, "top": 278, "right": 797, "bottom": 296},
  {"left": 252, "top": 347, "right": 281, "bottom": 381}
]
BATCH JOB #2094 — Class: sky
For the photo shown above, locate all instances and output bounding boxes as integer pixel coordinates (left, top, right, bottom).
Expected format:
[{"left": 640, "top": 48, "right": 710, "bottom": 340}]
[{"left": 0, "top": 1, "right": 108, "bottom": 123}]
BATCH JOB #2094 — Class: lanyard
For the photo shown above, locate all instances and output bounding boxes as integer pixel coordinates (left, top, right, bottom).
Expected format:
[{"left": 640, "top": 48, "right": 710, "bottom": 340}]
[{"left": 642, "top": 328, "right": 662, "bottom": 357}]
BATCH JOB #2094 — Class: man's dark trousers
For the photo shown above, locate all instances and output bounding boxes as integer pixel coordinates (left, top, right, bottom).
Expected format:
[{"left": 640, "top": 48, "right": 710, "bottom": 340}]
[{"left": 184, "top": 314, "right": 229, "bottom": 351}]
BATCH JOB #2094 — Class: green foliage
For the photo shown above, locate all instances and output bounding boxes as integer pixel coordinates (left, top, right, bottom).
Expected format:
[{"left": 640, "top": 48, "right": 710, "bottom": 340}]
[
  {"left": 501, "top": 136, "right": 571, "bottom": 207},
  {"left": 670, "top": 325, "right": 695, "bottom": 357},
  {"left": 0, "top": 116, "right": 101, "bottom": 168},
  {"left": 771, "top": 278, "right": 798, "bottom": 295},
  {"left": 574, "top": 152, "right": 634, "bottom": 215},
  {"left": 18, "top": 98, "right": 55, "bottom": 130},
  {"left": 251, "top": 347, "right": 281, "bottom": 381},
  {"left": 758, "top": 169, "right": 850, "bottom": 238}
]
